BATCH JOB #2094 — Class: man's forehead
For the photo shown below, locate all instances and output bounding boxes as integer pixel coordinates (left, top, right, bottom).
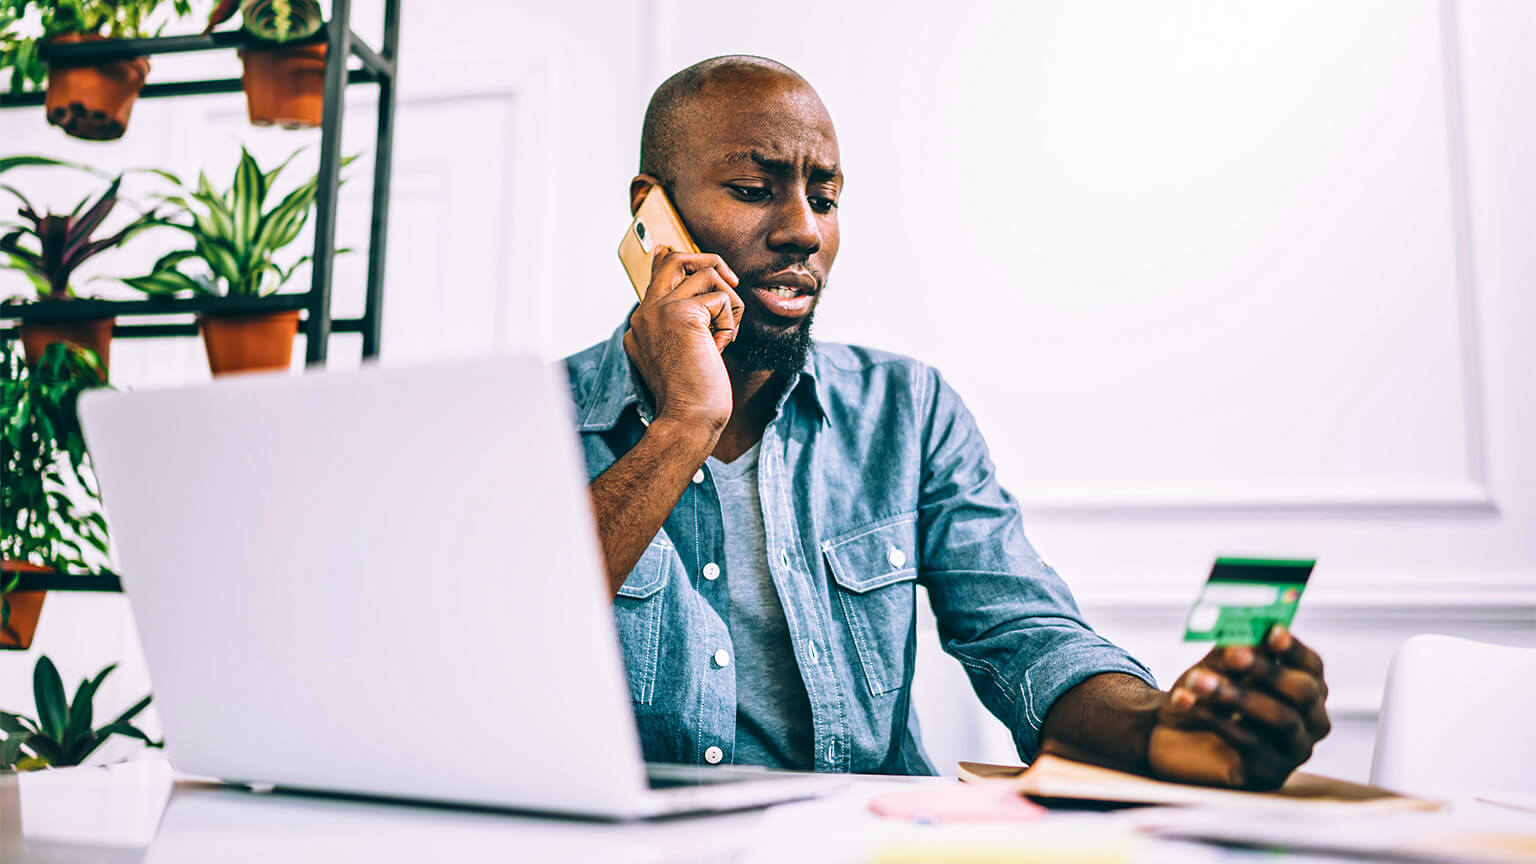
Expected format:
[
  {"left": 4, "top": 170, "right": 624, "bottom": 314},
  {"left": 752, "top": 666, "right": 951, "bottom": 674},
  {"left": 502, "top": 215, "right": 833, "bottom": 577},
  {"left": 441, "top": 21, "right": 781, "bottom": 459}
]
[{"left": 686, "top": 80, "right": 839, "bottom": 174}]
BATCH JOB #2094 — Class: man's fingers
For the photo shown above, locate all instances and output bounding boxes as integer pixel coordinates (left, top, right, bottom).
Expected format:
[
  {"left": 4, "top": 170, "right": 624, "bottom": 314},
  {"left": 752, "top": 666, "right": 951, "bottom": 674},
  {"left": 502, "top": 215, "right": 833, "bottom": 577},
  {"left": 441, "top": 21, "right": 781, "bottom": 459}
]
[
  {"left": 1266, "top": 625, "right": 1325, "bottom": 679},
  {"left": 695, "top": 289, "right": 738, "bottom": 350},
  {"left": 1201, "top": 644, "right": 1279, "bottom": 684},
  {"left": 1182, "top": 671, "right": 1311, "bottom": 759},
  {"left": 1266, "top": 667, "right": 1331, "bottom": 740},
  {"left": 667, "top": 267, "right": 733, "bottom": 300},
  {"left": 679, "top": 272, "right": 745, "bottom": 333},
  {"left": 1172, "top": 701, "right": 1303, "bottom": 791},
  {"left": 647, "top": 248, "right": 739, "bottom": 300}
]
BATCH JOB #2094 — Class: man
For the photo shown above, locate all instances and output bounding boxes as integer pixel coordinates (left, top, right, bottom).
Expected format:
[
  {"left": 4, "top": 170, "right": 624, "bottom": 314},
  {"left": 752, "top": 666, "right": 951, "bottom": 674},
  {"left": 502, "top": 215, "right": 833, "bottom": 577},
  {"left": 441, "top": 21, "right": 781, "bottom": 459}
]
[{"left": 564, "top": 56, "right": 1329, "bottom": 787}]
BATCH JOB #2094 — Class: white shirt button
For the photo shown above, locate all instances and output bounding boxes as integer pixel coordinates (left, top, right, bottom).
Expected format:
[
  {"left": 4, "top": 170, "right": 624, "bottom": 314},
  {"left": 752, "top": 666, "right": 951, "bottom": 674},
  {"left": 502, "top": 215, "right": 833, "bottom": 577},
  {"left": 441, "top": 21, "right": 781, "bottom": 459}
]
[
  {"left": 887, "top": 546, "right": 907, "bottom": 569},
  {"left": 692, "top": 469, "right": 705, "bottom": 484},
  {"left": 780, "top": 549, "right": 791, "bottom": 569},
  {"left": 702, "top": 562, "right": 721, "bottom": 581},
  {"left": 704, "top": 746, "right": 723, "bottom": 764},
  {"left": 808, "top": 641, "right": 818, "bottom": 663},
  {"left": 713, "top": 649, "right": 730, "bottom": 668}
]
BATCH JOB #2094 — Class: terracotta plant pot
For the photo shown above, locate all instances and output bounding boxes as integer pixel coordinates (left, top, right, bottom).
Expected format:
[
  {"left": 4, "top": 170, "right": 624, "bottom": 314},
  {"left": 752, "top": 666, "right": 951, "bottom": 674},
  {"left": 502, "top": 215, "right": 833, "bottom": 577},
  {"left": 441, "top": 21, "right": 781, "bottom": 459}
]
[
  {"left": 199, "top": 309, "right": 301, "bottom": 376},
  {"left": 1, "top": 561, "right": 51, "bottom": 651},
  {"left": 239, "top": 41, "right": 327, "bottom": 129},
  {"left": 43, "top": 33, "right": 150, "bottom": 141},
  {"left": 17, "top": 316, "right": 114, "bottom": 372}
]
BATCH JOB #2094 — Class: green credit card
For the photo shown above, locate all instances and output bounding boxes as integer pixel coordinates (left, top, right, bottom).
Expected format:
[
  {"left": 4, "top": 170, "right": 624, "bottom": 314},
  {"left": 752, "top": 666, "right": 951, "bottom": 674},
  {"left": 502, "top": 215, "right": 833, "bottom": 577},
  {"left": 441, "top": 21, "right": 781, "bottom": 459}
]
[{"left": 1183, "top": 557, "right": 1314, "bottom": 646}]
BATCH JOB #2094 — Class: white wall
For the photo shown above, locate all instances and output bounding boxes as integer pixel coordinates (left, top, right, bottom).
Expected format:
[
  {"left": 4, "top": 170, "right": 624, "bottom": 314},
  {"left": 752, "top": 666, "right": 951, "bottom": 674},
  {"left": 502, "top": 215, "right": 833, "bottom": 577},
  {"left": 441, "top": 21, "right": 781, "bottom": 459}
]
[{"left": 3, "top": 0, "right": 1532, "bottom": 781}]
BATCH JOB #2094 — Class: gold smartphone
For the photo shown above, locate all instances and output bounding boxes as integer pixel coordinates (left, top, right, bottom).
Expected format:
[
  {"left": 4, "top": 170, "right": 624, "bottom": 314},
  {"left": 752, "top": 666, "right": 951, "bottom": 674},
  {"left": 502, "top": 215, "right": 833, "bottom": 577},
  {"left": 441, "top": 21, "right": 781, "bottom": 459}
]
[{"left": 618, "top": 186, "right": 700, "bottom": 299}]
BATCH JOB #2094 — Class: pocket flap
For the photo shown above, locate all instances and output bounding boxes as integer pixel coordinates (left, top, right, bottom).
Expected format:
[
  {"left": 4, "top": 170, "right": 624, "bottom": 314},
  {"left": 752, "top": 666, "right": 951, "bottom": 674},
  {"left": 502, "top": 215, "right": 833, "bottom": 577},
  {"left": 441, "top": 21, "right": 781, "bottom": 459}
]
[
  {"left": 822, "top": 515, "right": 918, "bottom": 592},
  {"left": 616, "top": 540, "right": 672, "bottom": 599}
]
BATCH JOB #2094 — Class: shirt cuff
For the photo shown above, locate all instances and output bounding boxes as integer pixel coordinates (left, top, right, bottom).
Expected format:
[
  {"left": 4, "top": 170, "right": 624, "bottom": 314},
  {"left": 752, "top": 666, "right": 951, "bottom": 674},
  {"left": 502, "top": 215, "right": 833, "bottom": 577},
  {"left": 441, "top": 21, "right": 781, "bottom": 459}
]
[{"left": 1012, "top": 644, "right": 1158, "bottom": 762}]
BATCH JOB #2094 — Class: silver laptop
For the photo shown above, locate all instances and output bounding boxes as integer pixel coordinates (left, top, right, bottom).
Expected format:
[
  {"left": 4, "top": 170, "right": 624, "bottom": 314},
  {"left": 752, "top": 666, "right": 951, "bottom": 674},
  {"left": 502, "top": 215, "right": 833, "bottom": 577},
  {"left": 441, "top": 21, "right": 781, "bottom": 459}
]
[{"left": 78, "top": 356, "right": 842, "bottom": 819}]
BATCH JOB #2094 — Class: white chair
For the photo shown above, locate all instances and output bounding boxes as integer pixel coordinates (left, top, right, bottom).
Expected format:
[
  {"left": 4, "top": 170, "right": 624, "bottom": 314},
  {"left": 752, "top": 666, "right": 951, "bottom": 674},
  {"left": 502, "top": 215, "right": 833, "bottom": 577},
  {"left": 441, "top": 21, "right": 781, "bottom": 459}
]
[{"left": 1370, "top": 634, "right": 1536, "bottom": 801}]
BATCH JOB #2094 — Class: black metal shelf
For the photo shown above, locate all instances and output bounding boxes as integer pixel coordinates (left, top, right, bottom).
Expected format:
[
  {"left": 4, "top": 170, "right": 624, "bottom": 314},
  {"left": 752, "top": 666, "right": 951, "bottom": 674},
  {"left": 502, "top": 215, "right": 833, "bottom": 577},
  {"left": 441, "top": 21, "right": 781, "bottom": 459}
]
[
  {"left": 8, "top": 569, "right": 122, "bottom": 593},
  {"left": 1, "top": 2, "right": 401, "bottom": 596},
  {"left": 0, "top": 0, "right": 401, "bottom": 366},
  {"left": 0, "top": 67, "right": 380, "bottom": 108},
  {"left": 0, "top": 293, "right": 308, "bottom": 320}
]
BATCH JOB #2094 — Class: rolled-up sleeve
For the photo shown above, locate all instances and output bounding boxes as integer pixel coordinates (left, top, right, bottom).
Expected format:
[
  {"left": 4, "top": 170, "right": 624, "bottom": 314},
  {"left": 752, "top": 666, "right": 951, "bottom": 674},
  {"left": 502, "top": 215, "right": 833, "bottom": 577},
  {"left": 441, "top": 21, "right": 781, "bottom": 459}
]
[{"left": 914, "top": 366, "right": 1156, "bottom": 761}]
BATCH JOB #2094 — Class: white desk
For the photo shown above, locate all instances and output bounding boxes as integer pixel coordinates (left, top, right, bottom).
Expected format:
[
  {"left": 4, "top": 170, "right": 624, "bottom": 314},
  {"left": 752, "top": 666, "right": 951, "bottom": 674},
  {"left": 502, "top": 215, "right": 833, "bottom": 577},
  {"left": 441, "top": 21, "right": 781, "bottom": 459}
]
[{"left": 0, "top": 758, "right": 1525, "bottom": 863}]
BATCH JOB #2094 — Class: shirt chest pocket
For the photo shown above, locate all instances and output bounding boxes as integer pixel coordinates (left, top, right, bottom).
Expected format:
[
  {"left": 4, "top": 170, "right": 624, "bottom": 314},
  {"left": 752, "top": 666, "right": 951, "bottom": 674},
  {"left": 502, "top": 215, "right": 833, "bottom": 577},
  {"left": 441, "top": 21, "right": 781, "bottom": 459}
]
[
  {"left": 612, "top": 540, "right": 672, "bottom": 705},
  {"left": 822, "top": 515, "right": 919, "bottom": 697}
]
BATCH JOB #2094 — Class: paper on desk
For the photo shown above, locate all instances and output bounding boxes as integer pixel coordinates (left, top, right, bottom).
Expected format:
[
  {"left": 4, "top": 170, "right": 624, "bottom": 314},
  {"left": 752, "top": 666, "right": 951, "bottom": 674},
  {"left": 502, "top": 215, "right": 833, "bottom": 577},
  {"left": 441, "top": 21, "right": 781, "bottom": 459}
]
[
  {"left": 958, "top": 753, "right": 1441, "bottom": 811},
  {"left": 868, "top": 779, "right": 1046, "bottom": 823},
  {"left": 1144, "top": 807, "right": 1536, "bottom": 864}
]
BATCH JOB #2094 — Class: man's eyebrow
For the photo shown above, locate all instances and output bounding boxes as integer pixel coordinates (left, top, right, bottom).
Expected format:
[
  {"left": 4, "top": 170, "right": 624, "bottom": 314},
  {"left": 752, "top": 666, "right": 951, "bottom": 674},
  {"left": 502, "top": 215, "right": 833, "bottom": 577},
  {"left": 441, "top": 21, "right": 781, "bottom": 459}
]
[{"left": 723, "top": 149, "right": 841, "bottom": 181}]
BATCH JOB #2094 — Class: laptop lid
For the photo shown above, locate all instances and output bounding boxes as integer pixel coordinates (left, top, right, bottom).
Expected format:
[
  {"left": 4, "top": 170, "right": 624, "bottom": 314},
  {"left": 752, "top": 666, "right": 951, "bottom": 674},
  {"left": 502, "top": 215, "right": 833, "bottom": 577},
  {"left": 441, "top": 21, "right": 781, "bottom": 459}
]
[{"left": 78, "top": 357, "right": 650, "bottom": 815}]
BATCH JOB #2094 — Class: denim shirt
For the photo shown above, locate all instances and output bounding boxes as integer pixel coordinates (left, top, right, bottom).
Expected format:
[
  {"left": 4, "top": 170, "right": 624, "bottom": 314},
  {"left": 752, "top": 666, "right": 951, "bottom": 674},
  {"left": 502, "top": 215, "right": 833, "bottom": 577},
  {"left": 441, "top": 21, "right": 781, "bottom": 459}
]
[{"left": 564, "top": 321, "right": 1155, "bottom": 775}]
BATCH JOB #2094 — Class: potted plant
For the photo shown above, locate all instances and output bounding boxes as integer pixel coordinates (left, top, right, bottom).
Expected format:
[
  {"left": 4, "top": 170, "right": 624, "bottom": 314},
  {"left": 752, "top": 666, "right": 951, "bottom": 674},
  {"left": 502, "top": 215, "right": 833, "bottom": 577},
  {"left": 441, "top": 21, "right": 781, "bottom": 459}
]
[
  {"left": 0, "top": 341, "right": 110, "bottom": 649},
  {"left": 0, "top": 0, "right": 194, "bottom": 140},
  {"left": 0, "top": 567, "right": 47, "bottom": 651},
  {"left": 126, "top": 146, "right": 351, "bottom": 375},
  {"left": 1, "top": 169, "right": 160, "bottom": 370},
  {"left": 0, "top": 655, "right": 157, "bottom": 770},
  {"left": 206, "top": 0, "right": 326, "bottom": 128}
]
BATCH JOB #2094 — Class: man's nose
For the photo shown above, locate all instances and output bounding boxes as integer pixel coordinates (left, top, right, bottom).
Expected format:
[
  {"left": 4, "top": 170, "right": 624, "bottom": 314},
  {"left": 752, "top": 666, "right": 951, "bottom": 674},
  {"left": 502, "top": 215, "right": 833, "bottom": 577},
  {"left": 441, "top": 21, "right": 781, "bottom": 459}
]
[{"left": 766, "top": 194, "right": 822, "bottom": 254}]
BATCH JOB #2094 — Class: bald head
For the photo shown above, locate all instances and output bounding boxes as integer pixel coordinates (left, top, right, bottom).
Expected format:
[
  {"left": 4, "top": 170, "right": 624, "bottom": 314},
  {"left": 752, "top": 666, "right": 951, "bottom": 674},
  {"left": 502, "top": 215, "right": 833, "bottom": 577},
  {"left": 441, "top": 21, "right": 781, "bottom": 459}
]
[{"left": 640, "top": 55, "right": 813, "bottom": 184}]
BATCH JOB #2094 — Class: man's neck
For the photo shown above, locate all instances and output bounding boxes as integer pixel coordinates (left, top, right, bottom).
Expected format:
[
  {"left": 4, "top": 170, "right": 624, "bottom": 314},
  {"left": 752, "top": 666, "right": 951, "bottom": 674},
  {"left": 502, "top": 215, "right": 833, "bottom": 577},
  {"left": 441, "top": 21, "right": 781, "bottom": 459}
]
[{"left": 712, "top": 363, "right": 782, "bottom": 463}]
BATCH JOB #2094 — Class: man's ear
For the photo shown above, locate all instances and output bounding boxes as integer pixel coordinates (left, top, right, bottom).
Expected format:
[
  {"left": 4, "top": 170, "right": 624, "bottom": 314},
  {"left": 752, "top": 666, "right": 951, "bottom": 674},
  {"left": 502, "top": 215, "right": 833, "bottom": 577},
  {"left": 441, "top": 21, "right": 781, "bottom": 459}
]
[{"left": 629, "top": 174, "right": 662, "bottom": 216}]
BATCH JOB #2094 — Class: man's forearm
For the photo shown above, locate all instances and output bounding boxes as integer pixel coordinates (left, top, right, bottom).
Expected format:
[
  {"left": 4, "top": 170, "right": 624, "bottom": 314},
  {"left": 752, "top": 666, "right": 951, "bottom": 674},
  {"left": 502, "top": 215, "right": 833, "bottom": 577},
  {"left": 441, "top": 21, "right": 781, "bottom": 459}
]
[
  {"left": 1037, "top": 672, "right": 1164, "bottom": 774},
  {"left": 589, "top": 417, "right": 719, "bottom": 597}
]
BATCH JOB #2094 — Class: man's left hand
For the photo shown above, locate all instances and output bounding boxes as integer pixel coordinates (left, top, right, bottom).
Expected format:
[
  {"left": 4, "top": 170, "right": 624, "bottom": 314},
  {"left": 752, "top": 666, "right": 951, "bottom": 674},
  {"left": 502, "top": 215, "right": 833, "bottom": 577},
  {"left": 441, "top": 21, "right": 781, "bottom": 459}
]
[{"left": 1148, "top": 624, "right": 1331, "bottom": 790}]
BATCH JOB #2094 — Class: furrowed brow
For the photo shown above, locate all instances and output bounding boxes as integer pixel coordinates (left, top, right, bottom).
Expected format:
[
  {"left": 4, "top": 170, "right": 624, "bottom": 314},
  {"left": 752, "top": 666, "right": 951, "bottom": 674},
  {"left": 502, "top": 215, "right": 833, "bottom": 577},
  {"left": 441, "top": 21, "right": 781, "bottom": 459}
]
[
  {"left": 723, "top": 149, "right": 839, "bottom": 182},
  {"left": 810, "top": 164, "right": 840, "bottom": 184}
]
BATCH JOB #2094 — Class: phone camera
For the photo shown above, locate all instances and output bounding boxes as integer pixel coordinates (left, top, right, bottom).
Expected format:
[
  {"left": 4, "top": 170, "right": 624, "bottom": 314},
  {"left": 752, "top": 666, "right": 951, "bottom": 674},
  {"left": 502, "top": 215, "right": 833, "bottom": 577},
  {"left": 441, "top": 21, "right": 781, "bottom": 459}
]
[{"left": 634, "top": 219, "right": 653, "bottom": 253}]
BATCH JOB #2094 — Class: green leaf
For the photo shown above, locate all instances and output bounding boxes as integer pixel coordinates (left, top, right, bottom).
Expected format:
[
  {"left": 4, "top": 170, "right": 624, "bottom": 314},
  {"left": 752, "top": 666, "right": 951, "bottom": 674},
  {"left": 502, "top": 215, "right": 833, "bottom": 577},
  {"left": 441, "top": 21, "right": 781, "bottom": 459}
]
[
  {"left": 0, "top": 711, "right": 34, "bottom": 735},
  {"left": 251, "top": 183, "right": 316, "bottom": 260},
  {"left": 111, "top": 693, "right": 153, "bottom": 727},
  {"left": 33, "top": 656, "right": 68, "bottom": 742},
  {"left": 69, "top": 720, "right": 155, "bottom": 766},
  {"left": 128, "top": 167, "right": 186, "bottom": 187},
  {"left": 0, "top": 155, "right": 92, "bottom": 176},
  {"left": 195, "top": 235, "right": 242, "bottom": 286},
  {"left": 276, "top": 254, "right": 314, "bottom": 286},
  {"left": 0, "top": 182, "right": 40, "bottom": 218},
  {"left": 260, "top": 147, "right": 307, "bottom": 195},
  {"left": 232, "top": 147, "right": 263, "bottom": 243},
  {"left": 194, "top": 174, "right": 236, "bottom": 242},
  {"left": 93, "top": 721, "right": 154, "bottom": 745},
  {"left": 64, "top": 677, "right": 95, "bottom": 749},
  {"left": 22, "top": 734, "right": 65, "bottom": 766},
  {"left": 1, "top": 733, "right": 30, "bottom": 769}
]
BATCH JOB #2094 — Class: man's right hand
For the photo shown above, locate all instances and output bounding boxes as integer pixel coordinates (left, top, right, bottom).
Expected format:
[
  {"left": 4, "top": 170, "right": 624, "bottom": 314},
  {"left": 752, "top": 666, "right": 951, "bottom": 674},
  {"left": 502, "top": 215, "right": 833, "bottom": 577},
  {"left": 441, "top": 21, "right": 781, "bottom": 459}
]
[{"left": 622, "top": 246, "right": 744, "bottom": 434}]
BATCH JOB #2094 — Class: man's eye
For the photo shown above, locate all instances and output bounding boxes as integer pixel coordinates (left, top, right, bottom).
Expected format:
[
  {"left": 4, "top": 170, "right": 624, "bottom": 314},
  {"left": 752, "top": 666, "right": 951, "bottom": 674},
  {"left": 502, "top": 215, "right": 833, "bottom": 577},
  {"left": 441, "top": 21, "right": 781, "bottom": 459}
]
[
  {"left": 810, "top": 197, "right": 838, "bottom": 213},
  {"left": 729, "top": 185, "right": 770, "bottom": 201}
]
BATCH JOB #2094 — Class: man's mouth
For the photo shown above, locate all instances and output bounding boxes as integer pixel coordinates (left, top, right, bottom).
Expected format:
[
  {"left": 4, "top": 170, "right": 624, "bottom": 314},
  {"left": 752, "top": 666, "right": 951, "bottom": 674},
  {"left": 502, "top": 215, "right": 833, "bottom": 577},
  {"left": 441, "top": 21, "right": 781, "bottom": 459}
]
[{"left": 749, "top": 271, "right": 817, "bottom": 320}]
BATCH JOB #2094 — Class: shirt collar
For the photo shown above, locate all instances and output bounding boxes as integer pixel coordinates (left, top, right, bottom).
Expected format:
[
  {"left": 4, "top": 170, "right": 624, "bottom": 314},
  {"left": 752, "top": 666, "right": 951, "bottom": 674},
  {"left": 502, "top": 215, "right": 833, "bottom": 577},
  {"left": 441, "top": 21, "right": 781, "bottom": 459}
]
[{"left": 575, "top": 312, "right": 831, "bottom": 433}]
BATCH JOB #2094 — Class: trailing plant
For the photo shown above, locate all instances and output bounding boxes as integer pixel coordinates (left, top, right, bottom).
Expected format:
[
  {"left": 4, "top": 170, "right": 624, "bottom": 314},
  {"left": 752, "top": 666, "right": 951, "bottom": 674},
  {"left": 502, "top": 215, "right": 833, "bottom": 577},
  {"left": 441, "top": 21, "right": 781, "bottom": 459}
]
[
  {"left": 126, "top": 146, "right": 353, "bottom": 298},
  {"left": 0, "top": 0, "right": 195, "bottom": 92},
  {"left": 0, "top": 655, "right": 157, "bottom": 771},
  {"left": 1, "top": 169, "right": 160, "bottom": 302},
  {"left": 0, "top": 340, "right": 110, "bottom": 574},
  {"left": 205, "top": 0, "right": 321, "bottom": 43}
]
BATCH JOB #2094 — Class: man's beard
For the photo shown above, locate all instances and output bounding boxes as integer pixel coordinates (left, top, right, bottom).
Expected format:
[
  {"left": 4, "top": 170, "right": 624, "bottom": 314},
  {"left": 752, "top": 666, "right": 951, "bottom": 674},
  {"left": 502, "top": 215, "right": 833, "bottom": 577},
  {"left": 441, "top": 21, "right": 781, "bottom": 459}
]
[
  {"left": 723, "top": 300, "right": 817, "bottom": 373},
  {"left": 723, "top": 257, "right": 821, "bottom": 374}
]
